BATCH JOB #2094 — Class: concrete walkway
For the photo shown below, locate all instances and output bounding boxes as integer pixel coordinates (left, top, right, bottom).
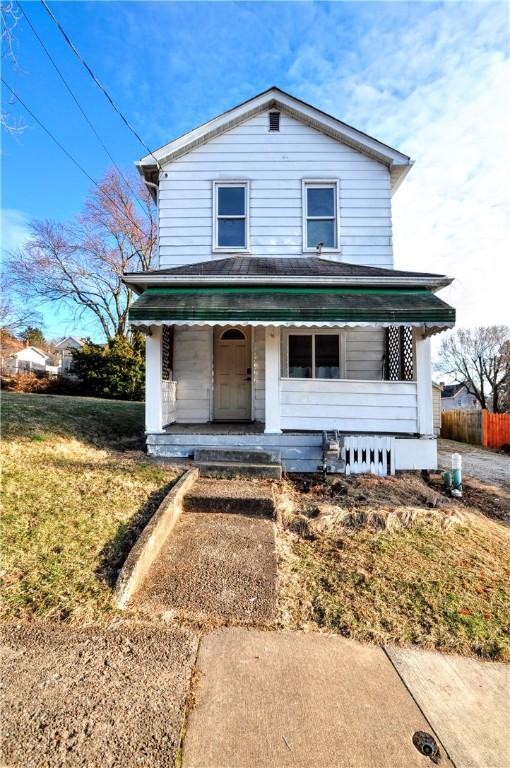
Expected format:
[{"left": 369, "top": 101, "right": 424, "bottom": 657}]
[
  {"left": 131, "top": 481, "right": 277, "bottom": 623},
  {"left": 183, "top": 628, "right": 509, "bottom": 768}
]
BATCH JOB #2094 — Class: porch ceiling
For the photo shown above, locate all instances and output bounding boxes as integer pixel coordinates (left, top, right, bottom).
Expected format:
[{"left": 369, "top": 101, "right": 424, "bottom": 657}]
[{"left": 128, "top": 286, "right": 455, "bottom": 334}]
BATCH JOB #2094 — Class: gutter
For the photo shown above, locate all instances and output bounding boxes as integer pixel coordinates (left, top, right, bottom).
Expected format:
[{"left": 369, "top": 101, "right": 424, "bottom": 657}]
[{"left": 122, "top": 273, "right": 453, "bottom": 295}]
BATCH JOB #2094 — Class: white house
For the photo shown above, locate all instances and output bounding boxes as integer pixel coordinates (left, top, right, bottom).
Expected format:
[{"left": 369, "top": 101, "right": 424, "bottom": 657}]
[
  {"left": 54, "top": 336, "right": 84, "bottom": 374},
  {"left": 441, "top": 383, "right": 480, "bottom": 412},
  {"left": 124, "top": 87, "right": 455, "bottom": 475},
  {"left": 6, "top": 346, "right": 50, "bottom": 373}
]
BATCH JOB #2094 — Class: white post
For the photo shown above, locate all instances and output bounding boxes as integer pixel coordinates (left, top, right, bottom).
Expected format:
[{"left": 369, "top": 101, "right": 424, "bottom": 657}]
[
  {"left": 145, "top": 326, "right": 163, "bottom": 433},
  {"left": 264, "top": 325, "right": 281, "bottom": 434},
  {"left": 415, "top": 330, "right": 434, "bottom": 436}
]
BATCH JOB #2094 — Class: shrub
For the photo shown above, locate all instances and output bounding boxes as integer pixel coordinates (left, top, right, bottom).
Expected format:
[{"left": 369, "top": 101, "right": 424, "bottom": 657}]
[
  {"left": 3, "top": 372, "right": 48, "bottom": 393},
  {"left": 70, "top": 336, "right": 144, "bottom": 401},
  {"left": 1, "top": 373, "right": 85, "bottom": 396}
]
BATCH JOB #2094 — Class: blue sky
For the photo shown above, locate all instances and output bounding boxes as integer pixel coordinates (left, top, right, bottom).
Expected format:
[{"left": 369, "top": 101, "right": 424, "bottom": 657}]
[{"left": 2, "top": 1, "right": 509, "bottom": 341}]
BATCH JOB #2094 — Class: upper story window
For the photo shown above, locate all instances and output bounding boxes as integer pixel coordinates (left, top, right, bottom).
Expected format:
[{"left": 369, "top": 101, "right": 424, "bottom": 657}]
[
  {"left": 302, "top": 180, "right": 339, "bottom": 252},
  {"left": 213, "top": 181, "right": 249, "bottom": 251}
]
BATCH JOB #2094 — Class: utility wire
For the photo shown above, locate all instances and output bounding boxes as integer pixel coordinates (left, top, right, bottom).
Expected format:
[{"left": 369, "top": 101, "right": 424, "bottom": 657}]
[
  {"left": 1, "top": 77, "right": 149, "bottom": 243},
  {"left": 40, "top": 0, "right": 161, "bottom": 170},
  {"left": 17, "top": 0, "right": 150, "bottom": 219}
]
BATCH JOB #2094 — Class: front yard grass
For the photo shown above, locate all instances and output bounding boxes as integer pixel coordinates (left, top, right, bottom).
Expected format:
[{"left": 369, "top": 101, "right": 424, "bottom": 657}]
[
  {"left": 276, "top": 474, "right": 510, "bottom": 661},
  {"left": 1, "top": 393, "right": 180, "bottom": 622}
]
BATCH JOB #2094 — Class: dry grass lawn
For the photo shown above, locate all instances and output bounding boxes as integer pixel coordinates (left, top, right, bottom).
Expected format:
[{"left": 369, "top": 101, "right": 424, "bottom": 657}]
[
  {"left": 1, "top": 393, "right": 180, "bottom": 622},
  {"left": 276, "top": 474, "right": 510, "bottom": 662}
]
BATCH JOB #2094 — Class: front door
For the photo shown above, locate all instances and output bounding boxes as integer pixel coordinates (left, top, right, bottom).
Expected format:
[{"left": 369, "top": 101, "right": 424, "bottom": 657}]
[{"left": 213, "top": 327, "right": 252, "bottom": 421}]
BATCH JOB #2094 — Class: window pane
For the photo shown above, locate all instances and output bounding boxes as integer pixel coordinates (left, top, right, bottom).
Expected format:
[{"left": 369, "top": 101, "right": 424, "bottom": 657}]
[
  {"left": 315, "top": 335, "right": 340, "bottom": 379},
  {"left": 218, "top": 218, "right": 246, "bottom": 247},
  {"left": 289, "top": 335, "right": 312, "bottom": 378},
  {"left": 307, "top": 219, "right": 335, "bottom": 248},
  {"left": 218, "top": 186, "right": 245, "bottom": 215},
  {"left": 307, "top": 187, "right": 335, "bottom": 217}
]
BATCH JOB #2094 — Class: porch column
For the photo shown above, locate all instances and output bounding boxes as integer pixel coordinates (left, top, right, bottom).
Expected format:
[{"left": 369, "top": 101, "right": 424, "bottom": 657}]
[
  {"left": 145, "top": 326, "right": 163, "bottom": 432},
  {"left": 415, "top": 330, "right": 434, "bottom": 436},
  {"left": 264, "top": 325, "right": 282, "bottom": 434}
]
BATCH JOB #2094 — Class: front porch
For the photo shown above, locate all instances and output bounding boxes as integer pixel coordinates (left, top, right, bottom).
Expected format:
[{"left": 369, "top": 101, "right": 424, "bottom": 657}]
[
  {"left": 143, "top": 322, "right": 438, "bottom": 473},
  {"left": 125, "top": 254, "right": 455, "bottom": 472}
]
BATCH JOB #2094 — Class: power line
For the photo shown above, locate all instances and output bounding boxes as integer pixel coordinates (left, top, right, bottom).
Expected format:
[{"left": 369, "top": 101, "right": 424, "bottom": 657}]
[
  {"left": 1, "top": 77, "right": 150, "bottom": 243},
  {"left": 16, "top": 0, "right": 150, "bottom": 219},
  {"left": 40, "top": 0, "right": 161, "bottom": 170}
]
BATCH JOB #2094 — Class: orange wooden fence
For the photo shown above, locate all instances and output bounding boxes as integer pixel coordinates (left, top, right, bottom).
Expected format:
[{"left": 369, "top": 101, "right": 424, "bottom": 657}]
[
  {"left": 482, "top": 410, "right": 510, "bottom": 449},
  {"left": 441, "top": 409, "right": 510, "bottom": 449}
]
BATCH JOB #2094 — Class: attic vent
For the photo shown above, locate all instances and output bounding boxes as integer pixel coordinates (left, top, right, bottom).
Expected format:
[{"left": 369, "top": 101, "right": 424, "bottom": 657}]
[{"left": 269, "top": 111, "right": 280, "bottom": 132}]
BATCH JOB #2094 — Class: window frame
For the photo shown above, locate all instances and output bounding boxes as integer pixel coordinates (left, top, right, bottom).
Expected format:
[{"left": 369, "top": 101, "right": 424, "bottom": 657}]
[
  {"left": 283, "top": 329, "right": 346, "bottom": 380},
  {"left": 302, "top": 179, "right": 340, "bottom": 253},
  {"left": 213, "top": 180, "right": 250, "bottom": 253}
]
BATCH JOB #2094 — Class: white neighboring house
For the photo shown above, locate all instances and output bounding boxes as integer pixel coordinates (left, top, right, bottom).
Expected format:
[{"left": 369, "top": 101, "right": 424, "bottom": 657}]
[
  {"left": 6, "top": 346, "right": 50, "bottom": 374},
  {"left": 441, "top": 383, "right": 480, "bottom": 412},
  {"left": 123, "top": 87, "right": 456, "bottom": 474},
  {"left": 54, "top": 336, "right": 85, "bottom": 374}
]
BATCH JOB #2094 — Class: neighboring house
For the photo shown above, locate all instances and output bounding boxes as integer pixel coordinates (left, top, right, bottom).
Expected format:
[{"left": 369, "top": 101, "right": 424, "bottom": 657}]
[
  {"left": 5, "top": 346, "right": 50, "bottom": 373},
  {"left": 441, "top": 383, "right": 480, "bottom": 412},
  {"left": 54, "top": 336, "right": 85, "bottom": 374},
  {"left": 124, "top": 87, "right": 456, "bottom": 473}
]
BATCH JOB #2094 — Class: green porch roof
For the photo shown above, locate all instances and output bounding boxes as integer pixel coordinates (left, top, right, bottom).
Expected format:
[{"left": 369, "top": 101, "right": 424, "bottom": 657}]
[{"left": 128, "top": 287, "right": 455, "bottom": 328}]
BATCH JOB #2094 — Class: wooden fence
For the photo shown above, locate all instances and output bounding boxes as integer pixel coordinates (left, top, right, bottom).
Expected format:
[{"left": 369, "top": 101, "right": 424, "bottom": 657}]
[
  {"left": 441, "top": 409, "right": 510, "bottom": 449},
  {"left": 482, "top": 411, "right": 510, "bottom": 449}
]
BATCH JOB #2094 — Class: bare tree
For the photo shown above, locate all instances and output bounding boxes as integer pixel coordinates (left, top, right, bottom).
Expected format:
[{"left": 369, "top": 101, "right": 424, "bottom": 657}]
[
  {"left": 436, "top": 326, "right": 510, "bottom": 413},
  {"left": 0, "top": 274, "right": 43, "bottom": 333},
  {"left": 8, "top": 169, "right": 156, "bottom": 339},
  {"left": 1, "top": 0, "right": 25, "bottom": 133}
]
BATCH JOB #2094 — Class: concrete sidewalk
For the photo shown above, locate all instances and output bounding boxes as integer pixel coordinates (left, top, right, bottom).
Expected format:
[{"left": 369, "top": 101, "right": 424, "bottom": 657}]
[
  {"left": 182, "top": 628, "right": 453, "bottom": 768},
  {"left": 388, "top": 646, "right": 510, "bottom": 768},
  {"left": 183, "top": 628, "right": 509, "bottom": 768}
]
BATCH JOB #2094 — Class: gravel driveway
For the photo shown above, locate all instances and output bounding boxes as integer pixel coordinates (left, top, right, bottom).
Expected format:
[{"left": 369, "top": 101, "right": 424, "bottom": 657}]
[{"left": 438, "top": 439, "right": 509, "bottom": 487}]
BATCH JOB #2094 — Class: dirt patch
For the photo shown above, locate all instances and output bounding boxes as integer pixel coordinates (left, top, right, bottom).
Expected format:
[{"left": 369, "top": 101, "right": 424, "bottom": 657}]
[
  {"left": 131, "top": 512, "right": 277, "bottom": 625},
  {"left": 0, "top": 622, "right": 198, "bottom": 768},
  {"left": 278, "top": 472, "right": 464, "bottom": 537},
  {"left": 430, "top": 474, "right": 510, "bottom": 526}
]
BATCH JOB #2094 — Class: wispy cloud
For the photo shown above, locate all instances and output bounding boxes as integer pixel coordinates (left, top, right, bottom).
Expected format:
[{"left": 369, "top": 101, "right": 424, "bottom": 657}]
[
  {"left": 285, "top": 2, "right": 509, "bottom": 331},
  {"left": 1, "top": 209, "right": 31, "bottom": 254}
]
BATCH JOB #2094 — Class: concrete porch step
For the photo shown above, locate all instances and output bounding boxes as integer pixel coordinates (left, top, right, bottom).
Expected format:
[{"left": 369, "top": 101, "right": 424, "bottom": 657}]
[
  {"left": 184, "top": 479, "right": 275, "bottom": 517},
  {"left": 194, "top": 447, "right": 280, "bottom": 465},
  {"left": 196, "top": 461, "right": 282, "bottom": 480}
]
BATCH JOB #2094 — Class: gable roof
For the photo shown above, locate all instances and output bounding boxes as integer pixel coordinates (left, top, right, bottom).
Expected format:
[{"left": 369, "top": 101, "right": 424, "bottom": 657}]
[
  {"left": 441, "top": 383, "right": 468, "bottom": 399},
  {"left": 137, "top": 87, "right": 413, "bottom": 194},
  {"left": 54, "top": 335, "right": 84, "bottom": 350},
  {"left": 10, "top": 346, "right": 49, "bottom": 360},
  {"left": 124, "top": 256, "right": 452, "bottom": 293}
]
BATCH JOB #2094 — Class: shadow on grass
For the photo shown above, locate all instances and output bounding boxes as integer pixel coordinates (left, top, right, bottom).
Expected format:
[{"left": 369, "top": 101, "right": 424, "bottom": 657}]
[{"left": 97, "top": 477, "right": 178, "bottom": 588}]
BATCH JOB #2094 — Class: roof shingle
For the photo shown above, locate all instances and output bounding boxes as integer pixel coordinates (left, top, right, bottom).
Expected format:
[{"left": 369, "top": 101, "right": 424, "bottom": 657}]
[{"left": 126, "top": 256, "right": 446, "bottom": 280}]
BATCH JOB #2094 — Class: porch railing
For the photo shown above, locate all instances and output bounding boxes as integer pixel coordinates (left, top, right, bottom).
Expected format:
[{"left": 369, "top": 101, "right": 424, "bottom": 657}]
[{"left": 162, "top": 379, "right": 177, "bottom": 426}]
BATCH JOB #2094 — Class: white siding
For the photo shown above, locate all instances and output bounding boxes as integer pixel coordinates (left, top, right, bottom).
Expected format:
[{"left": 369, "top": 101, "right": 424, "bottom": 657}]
[
  {"left": 345, "top": 327, "right": 385, "bottom": 380},
  {"left": 280, "top": 379, "right": 418, "bottom": 433},
  {"left": 158, "top": 111, "right": 393, "bottom": 269},
  {"left": 173, "top": 326, "right": 212, "bottom": 422}
]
